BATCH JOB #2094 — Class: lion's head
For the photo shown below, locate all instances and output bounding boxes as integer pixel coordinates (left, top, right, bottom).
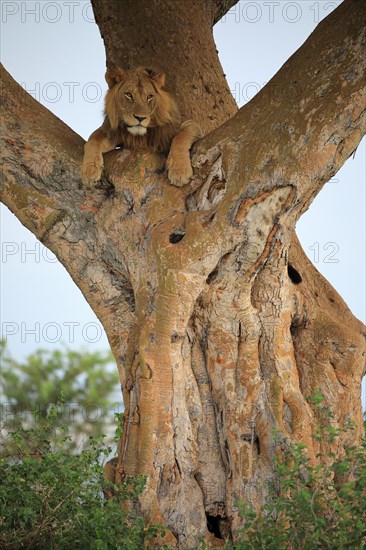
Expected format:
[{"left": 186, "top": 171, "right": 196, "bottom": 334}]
[{"left": 104, "top": 67, "right": 180, "bottom": 136}]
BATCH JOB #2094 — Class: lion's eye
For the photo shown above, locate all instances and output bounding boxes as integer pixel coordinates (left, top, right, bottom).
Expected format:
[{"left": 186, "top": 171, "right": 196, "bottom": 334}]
[
  {"left": 125, "top": 92, "right": 133, "bottom": 100},
  {"left": 147, "top": 94, "right": 154, "bottom": 101}
]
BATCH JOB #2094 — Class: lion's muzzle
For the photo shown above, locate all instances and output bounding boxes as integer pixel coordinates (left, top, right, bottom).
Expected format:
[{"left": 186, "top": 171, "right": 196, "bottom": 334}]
[{"left": 126, "top": 125, "right": 148, "bottom": 136}]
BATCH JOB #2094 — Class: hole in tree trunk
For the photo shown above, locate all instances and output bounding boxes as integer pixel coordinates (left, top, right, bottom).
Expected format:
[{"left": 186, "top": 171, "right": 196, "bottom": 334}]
[
  {"left": 206, "top": 514, "right": 224, "bottom": 539},
  {"left": 287, "top": 263, "right": 302, "bottom": 284},
  {"left": 206, "top": 267, "right": 218, "bottom": 284},
  {"left": 169, "top": 230, "right": 185, "bottom": 243}
]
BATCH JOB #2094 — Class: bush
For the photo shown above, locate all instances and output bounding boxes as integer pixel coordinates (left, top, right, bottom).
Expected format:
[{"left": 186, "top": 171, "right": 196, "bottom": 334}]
[
  {"left": 230, "top": 396, "right": 366, "bottom": 549},
  {"left": 0, "top": 405, "right": 164, "bottom": 549}
]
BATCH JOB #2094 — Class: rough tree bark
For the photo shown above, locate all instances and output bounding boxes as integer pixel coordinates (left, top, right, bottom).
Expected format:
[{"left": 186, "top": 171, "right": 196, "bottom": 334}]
[{"left": 1, "top": 0, "right": 365, "bottom": 547}]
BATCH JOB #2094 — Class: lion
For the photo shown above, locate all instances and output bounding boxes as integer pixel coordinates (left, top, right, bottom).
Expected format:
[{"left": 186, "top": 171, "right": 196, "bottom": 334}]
[{"left": 80, "top": 67, "right": 202, "bottom": 187}]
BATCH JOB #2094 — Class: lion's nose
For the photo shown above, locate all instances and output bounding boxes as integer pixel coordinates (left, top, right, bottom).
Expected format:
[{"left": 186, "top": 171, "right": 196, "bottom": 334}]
[{"left": 134, "top": 115, "right": 147, "bottom": 122}]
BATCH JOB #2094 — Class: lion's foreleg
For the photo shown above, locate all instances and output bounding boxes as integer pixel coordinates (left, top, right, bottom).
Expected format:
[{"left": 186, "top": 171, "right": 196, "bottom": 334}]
[
  {"left": 166, "top": 121, "right": 202, "bottom": 187},
  {"left": 81, "top": 128, "right": 116, "bottom": 184}
]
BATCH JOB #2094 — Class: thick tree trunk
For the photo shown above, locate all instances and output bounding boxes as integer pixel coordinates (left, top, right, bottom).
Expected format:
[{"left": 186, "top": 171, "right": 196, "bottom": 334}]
[
  {"left": 91, "top": 0, "right": 238, "bottom": 133},
  {"left": 1, "top": 0, "right": 365, "bottom": 547}
]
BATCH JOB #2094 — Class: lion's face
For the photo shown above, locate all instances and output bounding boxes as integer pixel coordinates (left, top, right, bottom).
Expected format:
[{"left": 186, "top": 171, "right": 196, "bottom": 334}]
[{"left": 105, "top": 68, "right": 174, "bottom": 135}]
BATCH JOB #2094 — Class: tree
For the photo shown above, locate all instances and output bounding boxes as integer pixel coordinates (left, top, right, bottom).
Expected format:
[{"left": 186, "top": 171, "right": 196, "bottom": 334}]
[
  {"left": 0, "top": 342, "right": 118, "bottom": 452},
  {"left": 1, "top": 0, "right": 365, "bottom": 547}
]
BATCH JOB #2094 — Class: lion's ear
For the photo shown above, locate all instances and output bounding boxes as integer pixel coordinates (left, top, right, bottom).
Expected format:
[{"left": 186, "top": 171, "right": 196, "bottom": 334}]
[
  {"left": 105, "top": 68, "right": 125, "bottom": 89},
  {"left": 151, "top": 71, "right": 166, "bottom": 89}
]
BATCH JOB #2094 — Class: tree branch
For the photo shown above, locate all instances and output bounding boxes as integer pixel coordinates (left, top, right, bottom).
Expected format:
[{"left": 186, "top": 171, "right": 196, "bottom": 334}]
[
  {"left": 0, "top": 66, "right": 86, "bottom": 238},
  {"left": 196, "top": 0, "right": 366, "bottom": 223},
  {"left": 0, "top": 66, "right": 136, "bottom": 362}
]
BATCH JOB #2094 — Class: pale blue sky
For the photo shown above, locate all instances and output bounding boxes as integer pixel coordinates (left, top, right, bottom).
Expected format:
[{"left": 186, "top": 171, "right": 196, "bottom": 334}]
[{"left": 0, "top": 1, "right": 365, "bottom": 403}]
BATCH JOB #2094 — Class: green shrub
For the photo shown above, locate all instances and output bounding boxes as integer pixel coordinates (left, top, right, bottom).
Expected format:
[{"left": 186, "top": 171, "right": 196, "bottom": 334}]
[
  {"left": 0, "top": 405, "right": 164, "bottom": 549},
  {"left": 230, "top": 396, "right": 366, "bottom": 549}
]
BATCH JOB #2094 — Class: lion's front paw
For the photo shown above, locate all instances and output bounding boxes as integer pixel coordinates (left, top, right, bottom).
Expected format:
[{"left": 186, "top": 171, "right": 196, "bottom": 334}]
[
  {"left": 166, "top": 153, "right": 193, "bottom": 187},
  {"left": 80, "top": 157, "right": 103, "bottom": 185}
]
